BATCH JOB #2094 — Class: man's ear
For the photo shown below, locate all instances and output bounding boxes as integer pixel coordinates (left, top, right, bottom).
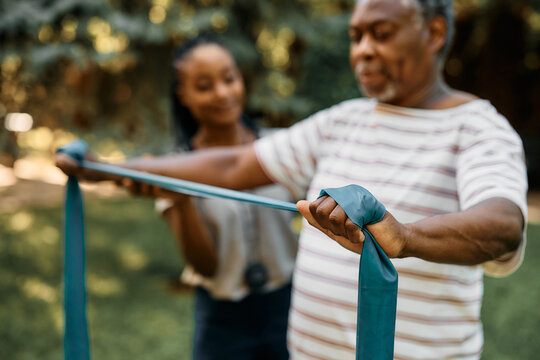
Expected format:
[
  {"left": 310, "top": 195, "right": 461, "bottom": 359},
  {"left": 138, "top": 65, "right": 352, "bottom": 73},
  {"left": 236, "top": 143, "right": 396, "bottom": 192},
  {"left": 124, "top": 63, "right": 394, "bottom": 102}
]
[{"left": 428, "top": 15, "right": 447, "bottom": 55}]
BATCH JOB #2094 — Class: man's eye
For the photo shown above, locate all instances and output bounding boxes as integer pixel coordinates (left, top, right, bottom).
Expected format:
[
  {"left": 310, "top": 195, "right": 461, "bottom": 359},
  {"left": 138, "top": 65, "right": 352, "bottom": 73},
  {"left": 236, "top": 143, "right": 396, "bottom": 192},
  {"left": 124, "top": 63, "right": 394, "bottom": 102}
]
[
  {"left": 349, "top": 32, "right": 362, "bottom": 43},
  {"left": 374, "top": 31, "right": 391, "bottom": 40},
  {"left": 372, "top": 26, "right": 394, "bottom": 41}
]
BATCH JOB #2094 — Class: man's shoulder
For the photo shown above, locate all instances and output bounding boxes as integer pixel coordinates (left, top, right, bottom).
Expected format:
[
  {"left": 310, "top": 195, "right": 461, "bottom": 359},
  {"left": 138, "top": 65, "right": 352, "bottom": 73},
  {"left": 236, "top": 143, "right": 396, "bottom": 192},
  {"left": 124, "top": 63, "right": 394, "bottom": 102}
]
[
  {"left": 311, "top": 97, "right": 376, "bottom": 123},
  {"left": 328, "top": 97, "right": 377, "bottom": 113},
  {"left": 451, "top": 99, "right": 516, "bottom": 133}
]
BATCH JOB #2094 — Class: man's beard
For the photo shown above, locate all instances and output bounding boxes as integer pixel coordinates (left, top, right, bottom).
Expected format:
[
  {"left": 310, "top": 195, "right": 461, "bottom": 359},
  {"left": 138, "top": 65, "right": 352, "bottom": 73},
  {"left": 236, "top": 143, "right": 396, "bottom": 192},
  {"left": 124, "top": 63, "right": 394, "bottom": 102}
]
[{"left": 355, "top": 63, "right": 398, "bottom": 103}]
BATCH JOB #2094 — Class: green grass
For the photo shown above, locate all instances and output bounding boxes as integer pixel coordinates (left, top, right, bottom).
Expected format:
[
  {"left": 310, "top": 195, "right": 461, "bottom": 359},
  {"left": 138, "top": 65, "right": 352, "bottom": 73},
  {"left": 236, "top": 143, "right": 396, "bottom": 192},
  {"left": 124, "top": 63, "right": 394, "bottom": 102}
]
[
  {"left": 481, "top": 223, "right": 540, "bottom": 360},
  {"left": 0, "top": 196, "right": 538, "bottom": 359},
  {"left": 0, "top": 197, "right": 193, "bottom": 360}
]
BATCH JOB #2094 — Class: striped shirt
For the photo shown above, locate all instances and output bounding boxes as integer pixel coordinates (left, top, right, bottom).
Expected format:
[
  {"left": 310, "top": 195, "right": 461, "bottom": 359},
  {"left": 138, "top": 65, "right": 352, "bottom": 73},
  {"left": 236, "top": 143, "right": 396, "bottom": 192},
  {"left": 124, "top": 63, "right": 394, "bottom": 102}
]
[{"left": 253, "top": 98, "right": 528, "bottom": 360}]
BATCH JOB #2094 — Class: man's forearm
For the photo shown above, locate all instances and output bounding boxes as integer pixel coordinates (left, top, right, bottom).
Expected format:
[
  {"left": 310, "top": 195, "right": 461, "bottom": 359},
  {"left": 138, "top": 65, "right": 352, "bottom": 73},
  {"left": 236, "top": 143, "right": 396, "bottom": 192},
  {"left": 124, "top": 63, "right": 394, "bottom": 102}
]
[
  {"left": 56, "top": 143, "right": 274, "bottom": 190},
  {"left": 121, "top": 145, "right": 271, "bottom": 190},
  {"left": 398, "top": 198, "right": 524, "bottom": 265},
  {"left": 299, "top": 196, "right": 524, "bottom": 266}
]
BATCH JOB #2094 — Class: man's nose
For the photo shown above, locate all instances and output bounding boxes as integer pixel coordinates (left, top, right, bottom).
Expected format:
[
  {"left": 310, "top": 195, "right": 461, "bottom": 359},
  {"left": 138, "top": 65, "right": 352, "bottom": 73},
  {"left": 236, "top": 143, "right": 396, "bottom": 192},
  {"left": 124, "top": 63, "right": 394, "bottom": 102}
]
[{"left": 351, "top": 35, "right": 376, "bottom": 61}]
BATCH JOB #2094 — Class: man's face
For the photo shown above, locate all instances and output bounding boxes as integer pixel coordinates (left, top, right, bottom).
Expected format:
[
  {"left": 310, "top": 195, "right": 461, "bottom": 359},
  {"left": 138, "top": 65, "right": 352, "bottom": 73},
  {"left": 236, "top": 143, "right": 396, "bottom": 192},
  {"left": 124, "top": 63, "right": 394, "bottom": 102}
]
[{"left": 349, "top": 0, "right": 436, "bottom": 105}]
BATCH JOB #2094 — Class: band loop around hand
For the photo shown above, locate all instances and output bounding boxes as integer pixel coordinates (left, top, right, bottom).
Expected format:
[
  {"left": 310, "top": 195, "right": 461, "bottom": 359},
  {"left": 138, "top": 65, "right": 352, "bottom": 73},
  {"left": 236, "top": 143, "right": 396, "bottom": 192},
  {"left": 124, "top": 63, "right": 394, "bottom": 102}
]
[{"left": 319, "top": 185, "right": 398, "bottom": 360}]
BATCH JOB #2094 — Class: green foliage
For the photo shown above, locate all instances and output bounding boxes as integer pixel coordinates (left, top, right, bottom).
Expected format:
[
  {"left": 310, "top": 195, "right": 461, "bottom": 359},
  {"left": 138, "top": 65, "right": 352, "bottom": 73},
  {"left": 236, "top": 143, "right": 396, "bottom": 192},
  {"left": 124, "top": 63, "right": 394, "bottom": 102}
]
[
  {"left": 1, "top": 0, "right": 539, "bottom": 170},
  {"left": 297, "top": 12, "right": 361, "bottom": 115},
  {"left": 0, "top": 0, "right": 357, "bottom": 156}
]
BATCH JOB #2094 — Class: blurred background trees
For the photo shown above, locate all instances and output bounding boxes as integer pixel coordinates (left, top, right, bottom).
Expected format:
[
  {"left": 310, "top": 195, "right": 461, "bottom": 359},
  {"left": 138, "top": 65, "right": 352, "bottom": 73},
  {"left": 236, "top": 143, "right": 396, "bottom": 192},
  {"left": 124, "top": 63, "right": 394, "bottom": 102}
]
[{"left": 0, "top": 0, "right": 539, "bottom": 184}]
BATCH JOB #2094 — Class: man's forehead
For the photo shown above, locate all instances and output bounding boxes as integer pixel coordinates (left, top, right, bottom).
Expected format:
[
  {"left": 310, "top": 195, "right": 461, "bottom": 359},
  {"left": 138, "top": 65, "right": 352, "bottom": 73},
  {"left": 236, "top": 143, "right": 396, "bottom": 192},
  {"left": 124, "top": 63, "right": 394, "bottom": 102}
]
[
  {"left": 351, "top": 0, "right": 419, "bottom": 26},
  {"left": 356, "top": 0, "right": 416, "bottom": 7}
]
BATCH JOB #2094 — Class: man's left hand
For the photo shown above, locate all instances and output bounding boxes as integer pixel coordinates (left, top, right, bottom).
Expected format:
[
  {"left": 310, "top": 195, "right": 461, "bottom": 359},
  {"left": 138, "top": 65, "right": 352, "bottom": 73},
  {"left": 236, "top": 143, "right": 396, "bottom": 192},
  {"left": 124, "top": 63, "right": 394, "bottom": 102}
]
[{"left": 297, "top": 196, "right": 409, "bottom": 257}]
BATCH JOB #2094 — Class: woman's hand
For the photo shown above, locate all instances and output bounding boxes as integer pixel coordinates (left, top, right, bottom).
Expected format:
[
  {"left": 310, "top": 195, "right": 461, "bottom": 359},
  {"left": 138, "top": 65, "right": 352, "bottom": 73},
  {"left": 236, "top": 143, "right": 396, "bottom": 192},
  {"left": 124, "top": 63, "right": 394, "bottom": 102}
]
[
  {"left": 296, "top": 196, "right": 409, "bottom": 257},
  {"left": 119, "top": 178, "right": 192, "bottom": 204}
]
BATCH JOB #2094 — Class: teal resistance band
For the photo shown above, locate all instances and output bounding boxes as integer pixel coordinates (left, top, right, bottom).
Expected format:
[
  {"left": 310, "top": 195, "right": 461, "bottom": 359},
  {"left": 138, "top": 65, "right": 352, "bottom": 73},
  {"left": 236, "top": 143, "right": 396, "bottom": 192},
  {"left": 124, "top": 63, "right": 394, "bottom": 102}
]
[
  {"left": 58, "top": 140, "right": 398, "bottom": 360},
  {"left": 81, "top": 161, "right": 298, "bottom": 212},
  {"left": 60, "top": 142, "right": 90, "bottom": 360},
  {"left": 63, "top": 176, "right": 90, "bottom": 360},
  {"left": 320, "top": 186, "right": 398, "bottom": 360}
]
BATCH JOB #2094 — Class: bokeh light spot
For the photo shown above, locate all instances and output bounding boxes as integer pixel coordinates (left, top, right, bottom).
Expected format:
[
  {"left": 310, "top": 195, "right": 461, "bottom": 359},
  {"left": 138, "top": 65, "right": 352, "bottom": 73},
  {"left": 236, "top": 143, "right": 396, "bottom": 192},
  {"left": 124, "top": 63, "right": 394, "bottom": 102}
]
[
  {"left": 5, "top": 113, "right": 33, "bottom": 132},
  {"left": 9, "top": 211, "right": 35, "bottom": 232},
  {"left": 38, "top": 25, "right": 54, "bottom": 43},
  {"left": 22, "top": 278, "right": 57, "bottom": 303},
  {"left": 211, "top": 12, "right": 228, "bottom": 33},
  {"left": 119, "top": 244, "right": 148, "bottom": 270},
  {"left": 149, "top": 5, "right": 167, "bottom": 24},
  {"left": 87, "top": 274, "right": 126, "bottom": 297}
]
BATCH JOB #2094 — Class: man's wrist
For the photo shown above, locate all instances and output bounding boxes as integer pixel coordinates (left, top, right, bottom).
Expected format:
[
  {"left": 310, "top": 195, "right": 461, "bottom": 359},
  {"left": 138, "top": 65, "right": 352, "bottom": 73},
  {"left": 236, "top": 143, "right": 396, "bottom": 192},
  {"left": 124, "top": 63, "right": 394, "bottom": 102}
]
[{"left": 397, "top": 223, "right": 416, "bottom": 259}]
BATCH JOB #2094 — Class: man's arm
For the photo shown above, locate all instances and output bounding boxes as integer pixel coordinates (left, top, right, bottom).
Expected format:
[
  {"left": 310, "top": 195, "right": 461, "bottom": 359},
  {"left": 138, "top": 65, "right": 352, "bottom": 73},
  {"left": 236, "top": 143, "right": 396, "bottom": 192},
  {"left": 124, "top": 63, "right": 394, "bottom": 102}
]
[
  {"left": 55, "top": 144, "right": 273, "bottom": 190},
  {"left": 297, "top": 196, "right": 524, "bottom": 265}
]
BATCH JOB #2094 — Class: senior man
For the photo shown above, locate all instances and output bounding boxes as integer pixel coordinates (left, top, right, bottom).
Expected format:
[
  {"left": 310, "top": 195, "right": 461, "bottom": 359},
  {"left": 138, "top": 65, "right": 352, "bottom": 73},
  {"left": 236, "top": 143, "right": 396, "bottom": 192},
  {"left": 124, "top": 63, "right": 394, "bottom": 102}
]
[{"left": 57, "top": 0, "right": 527, "bottom": 359}]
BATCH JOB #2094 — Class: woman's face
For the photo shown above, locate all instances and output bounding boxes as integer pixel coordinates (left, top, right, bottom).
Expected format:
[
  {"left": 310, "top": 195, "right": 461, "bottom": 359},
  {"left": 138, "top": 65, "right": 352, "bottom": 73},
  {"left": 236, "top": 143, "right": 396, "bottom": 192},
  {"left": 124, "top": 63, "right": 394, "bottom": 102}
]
[{"left": 176, "top": 44, "right": 245, "bottom": 128}]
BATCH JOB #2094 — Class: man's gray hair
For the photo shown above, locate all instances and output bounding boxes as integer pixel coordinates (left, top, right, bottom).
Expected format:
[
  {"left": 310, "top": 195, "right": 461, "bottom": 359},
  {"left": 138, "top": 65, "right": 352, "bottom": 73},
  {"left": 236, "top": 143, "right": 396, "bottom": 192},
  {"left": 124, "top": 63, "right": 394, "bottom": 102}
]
[
  {"left": 413, "top": 0, "right": 455, "bottom": 59},
  {"left": 354, "top": 0, "right": 455, "bottom": 58}
]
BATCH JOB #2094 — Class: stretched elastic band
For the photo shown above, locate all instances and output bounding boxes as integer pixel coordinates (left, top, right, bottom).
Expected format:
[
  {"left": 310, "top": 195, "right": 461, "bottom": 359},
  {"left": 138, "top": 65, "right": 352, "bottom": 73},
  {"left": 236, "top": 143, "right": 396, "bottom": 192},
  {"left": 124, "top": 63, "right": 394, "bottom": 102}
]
[
  {"left": 81, "top": 160, "right": 299, "bottom": 212},
  {"left": 58, "top": 140, "right": 397, "bottom": 360}
]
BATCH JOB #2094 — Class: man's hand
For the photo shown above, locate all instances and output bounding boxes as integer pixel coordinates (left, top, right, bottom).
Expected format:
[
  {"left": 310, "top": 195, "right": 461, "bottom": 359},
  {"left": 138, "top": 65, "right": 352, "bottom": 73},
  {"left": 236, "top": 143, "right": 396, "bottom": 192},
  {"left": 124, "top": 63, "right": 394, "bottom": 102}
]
[
  {"left": 55, "top": 150, "right": 111, "bottom": 181},
  {"left": 297, "top": 195, "right": 409, "bottom": 257},
  {"left": 55, "top": 152, "right": 82, "bottom": 177}
]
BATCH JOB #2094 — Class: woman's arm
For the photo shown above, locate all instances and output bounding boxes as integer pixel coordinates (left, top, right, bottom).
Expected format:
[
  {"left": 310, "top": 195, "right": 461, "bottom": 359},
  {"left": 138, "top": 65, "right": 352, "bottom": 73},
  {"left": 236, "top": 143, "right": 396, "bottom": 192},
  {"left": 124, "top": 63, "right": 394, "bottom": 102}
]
[
  {"left": 120, "top": 177, "right": 219, "bottom": 277},
  {"left": 161, "top": 195, "right": 218, "bottom": 277},
  {"left": 297, "top": 196, "right": 524, "bottom": 265}
]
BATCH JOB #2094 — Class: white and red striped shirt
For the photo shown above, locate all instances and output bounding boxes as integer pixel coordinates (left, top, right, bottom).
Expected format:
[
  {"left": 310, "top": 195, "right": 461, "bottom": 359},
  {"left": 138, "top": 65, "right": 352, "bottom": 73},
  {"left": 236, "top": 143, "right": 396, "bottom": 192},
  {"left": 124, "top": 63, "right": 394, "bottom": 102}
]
[{"left": 254, "top": 98, "right": 528, "bottom": 360}]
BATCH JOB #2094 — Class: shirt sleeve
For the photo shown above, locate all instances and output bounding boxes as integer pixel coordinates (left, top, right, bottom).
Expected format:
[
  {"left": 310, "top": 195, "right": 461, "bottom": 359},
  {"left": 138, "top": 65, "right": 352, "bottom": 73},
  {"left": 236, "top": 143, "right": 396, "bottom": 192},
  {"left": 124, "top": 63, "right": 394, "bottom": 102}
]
[
  {"left": 253, "top": 109, "right": 331, "bottom": 200},
  {"left": 456, "top": 112, "right": 528, "bottom": 277}
]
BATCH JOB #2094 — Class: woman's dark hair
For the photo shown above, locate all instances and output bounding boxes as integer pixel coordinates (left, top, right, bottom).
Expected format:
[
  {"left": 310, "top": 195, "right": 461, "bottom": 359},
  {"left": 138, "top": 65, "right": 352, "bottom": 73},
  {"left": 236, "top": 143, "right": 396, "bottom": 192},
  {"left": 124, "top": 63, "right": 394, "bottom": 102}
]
[{"left": 170, "top": 34, "right": 258, "bottom": 150}]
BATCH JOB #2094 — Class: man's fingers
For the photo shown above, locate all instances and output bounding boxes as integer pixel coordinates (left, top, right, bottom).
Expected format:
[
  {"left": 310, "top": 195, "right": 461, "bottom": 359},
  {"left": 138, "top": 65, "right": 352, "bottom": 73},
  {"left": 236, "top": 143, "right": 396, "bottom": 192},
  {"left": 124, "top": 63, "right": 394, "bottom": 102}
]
[
  {"left": 297, "top": 200, "right": 330, "bottom": 234},
  {"left": 345, "top": 218, "right": 365, "bottom": 243},
  {"left": 121, "top": 178, "right": 139, "bottom": 195},
  {"left": 299, "top": 199, "right": 350, "bottom": 238},
  {"left": 139, "top": 182, "right": 151, "bottom": 195},
  {"left": 309, "top": 196, "right": 337, "bottom": 217},
  {"left": 297, "top": 200, "right": 318, "bottom": 227},
  {"left": 308, "top": 196, "right": 351, "bottom": 237},
  {"left": 55, "top": 153, "right": 80, "bottom": 176},
  {"left": 309, "top": 196, "right": 339, "bottom": 227},
  {"left": 151, "top": 185, "right": 163, "bottom": 197},
  {"left": 327, "top": 205, "right": 349, "bottom": 237},
  {"left": 297, "top": 199, "right": 365, "bottom": 254}
]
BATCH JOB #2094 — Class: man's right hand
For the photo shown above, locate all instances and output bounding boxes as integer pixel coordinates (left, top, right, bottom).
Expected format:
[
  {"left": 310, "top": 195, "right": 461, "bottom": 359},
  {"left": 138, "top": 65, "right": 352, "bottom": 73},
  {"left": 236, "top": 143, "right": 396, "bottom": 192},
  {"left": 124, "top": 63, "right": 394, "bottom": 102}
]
[
  {"left": 55, "top": 152, "right": 81, "bottom": 177},
  {"left": 55, "top": 150, "right": 116, "bottom": 182}
]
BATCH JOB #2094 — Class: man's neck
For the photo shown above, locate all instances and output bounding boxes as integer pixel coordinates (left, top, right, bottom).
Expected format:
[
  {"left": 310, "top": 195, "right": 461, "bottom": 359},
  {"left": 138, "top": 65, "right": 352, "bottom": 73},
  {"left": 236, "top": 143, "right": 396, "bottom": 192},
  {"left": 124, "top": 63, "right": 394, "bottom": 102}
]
[{"left": 386, "top": 76, "right": 477, "bottom": 110}]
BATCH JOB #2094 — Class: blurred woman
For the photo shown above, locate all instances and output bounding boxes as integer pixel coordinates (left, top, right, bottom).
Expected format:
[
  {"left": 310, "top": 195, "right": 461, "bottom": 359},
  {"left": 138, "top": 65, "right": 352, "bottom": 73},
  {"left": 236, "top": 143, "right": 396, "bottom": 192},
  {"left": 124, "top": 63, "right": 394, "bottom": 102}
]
[{"left": 158, "top": 35, "right": 298, "bottom": 360}]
